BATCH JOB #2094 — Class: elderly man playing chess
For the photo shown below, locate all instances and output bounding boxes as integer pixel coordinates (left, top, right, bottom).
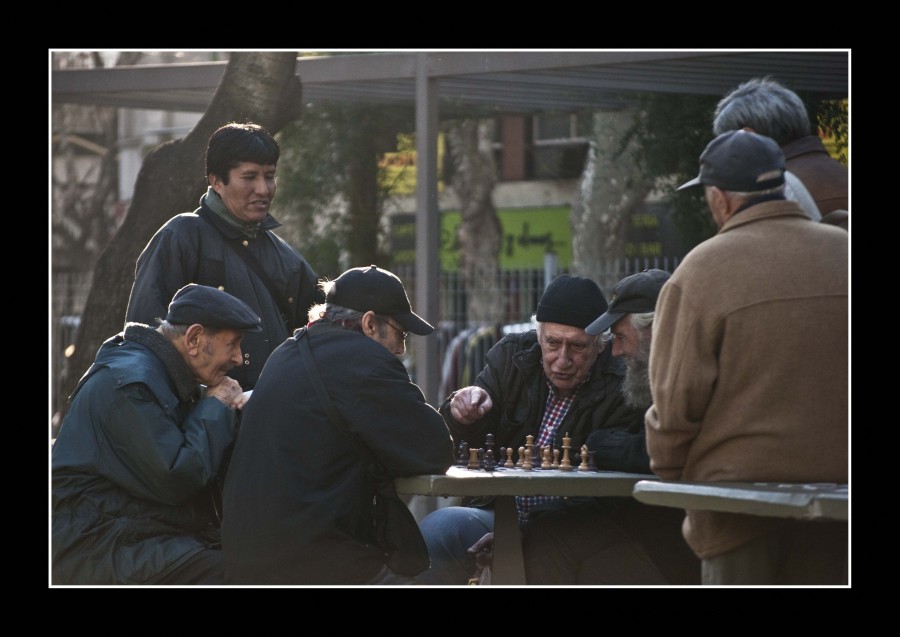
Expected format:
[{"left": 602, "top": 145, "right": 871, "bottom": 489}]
[
  {"left": 416, "top": 274, "right": 693, "bottom": 585},
  {"left": 222, "top": 265, "right": 454, "bottom": 585}
]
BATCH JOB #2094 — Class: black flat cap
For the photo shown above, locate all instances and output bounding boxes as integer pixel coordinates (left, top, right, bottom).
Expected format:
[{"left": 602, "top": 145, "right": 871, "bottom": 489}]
[{"left": 165, "top": 284, "right": 262, "bottom": 332}]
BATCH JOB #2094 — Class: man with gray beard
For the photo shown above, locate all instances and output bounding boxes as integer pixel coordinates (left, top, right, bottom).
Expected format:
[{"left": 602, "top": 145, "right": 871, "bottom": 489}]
[
  {"left": 522, "top": 269, "right": 699, "bottom": 585},
  {"left": 580, "top": 269, "right": 670, "bottom": 472}
]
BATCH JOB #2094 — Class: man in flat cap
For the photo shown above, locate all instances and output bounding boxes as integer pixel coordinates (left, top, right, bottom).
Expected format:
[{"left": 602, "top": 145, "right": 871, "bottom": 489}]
[
  {"left": 646, "top": 129, "right": 848, "bottom": 584},
  {"left": 52, "top": 284, "right": 262, "bottom": 585},
  {"left": 415, "top": 274, "right": 651, "bottom": 585},
  {"left": 222, "top": 265, "right": 454, "bottom": 585}
]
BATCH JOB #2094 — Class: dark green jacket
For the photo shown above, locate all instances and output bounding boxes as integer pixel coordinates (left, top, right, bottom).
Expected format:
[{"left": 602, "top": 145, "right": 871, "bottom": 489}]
[{"left": 52, "top": 325, "right": 238, "bottom": 584}]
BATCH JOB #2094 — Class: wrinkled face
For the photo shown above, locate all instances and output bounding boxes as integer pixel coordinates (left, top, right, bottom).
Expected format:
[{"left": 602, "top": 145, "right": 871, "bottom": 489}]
[
  {"left": 189, "top": 328, "right": 244, "bottom": 387},
  {"left": 372, "top": 317, "right": 408, "bottom": 357},
  {"left": 614, "top": 318, "right": 653, "bottom": 409},
  {"left": 210, "top": 162, "right": 277, "bottom": 223},
  {"left": 539, "top": 322, "right": 601, "bottom": 398},
  {"left": 610, "top": 315, "right": 641, "bottom": 360}
]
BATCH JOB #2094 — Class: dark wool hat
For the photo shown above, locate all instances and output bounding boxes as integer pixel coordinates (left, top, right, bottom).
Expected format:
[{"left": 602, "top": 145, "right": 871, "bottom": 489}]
[
  {"left": 328, "top": 265, "right": 434, "bottom": 335},
  {"left": 586, "top": 269, "right": 671, "bottom": 335},
  {"left": 536, "top": 275, "right": 608, "bottom": 330},
  {"left": 165, "top": 284, "right": 262, "bottom": 332},
  {"left": 676, "top": 129, "right": 785, "bottom": 192}
]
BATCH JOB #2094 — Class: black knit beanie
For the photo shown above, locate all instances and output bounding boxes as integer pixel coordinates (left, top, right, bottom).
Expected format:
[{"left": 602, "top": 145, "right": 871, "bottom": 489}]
[{"left": 535, "top": 275, "right": 608, "bottom": 329}]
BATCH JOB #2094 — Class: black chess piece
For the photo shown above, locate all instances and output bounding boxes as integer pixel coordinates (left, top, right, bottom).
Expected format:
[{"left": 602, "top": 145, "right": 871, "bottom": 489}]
[
  {"left": 456, "top": 441, "right": 469, "bottom": 467},
  {"left": 483, "top": 449, "right": 496, "bottom": 472}
]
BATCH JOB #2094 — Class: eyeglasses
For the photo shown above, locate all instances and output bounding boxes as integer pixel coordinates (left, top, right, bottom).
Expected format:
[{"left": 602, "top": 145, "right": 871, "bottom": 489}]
[{"left": 383, "top": 319, "right": 408, "bottom": 341}]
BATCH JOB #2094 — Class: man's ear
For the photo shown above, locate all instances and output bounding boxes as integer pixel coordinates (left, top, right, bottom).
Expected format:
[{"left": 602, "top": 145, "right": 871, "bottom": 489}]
[
  {"left": 183, "top": 324, "right": 206, "bottom": 355},
  {"left": 360, "top": 311, "right": 379, "bottom": 337}
]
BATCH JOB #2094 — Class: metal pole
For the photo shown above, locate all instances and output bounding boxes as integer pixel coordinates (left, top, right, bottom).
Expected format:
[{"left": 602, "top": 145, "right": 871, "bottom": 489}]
[{"left": 414, "top": 53, "right": 440, "bottom": 405}]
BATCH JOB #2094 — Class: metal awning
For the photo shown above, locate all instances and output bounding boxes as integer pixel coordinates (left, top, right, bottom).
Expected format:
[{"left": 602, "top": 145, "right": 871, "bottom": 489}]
[
  {"left": 51, "top": 50, "right": 850, "bottom": 403},
  {"left": 52, "top": 50, "right": 848, "bottom": 115}
]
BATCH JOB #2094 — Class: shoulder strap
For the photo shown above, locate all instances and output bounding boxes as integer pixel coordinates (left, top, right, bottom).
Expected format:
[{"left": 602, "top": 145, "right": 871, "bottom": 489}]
[
  {"left": 294, "top": 328, "right": 367, "bottom": 456},
  {"left": 198, "top": 208, "right": 292, "bottom": 329}
]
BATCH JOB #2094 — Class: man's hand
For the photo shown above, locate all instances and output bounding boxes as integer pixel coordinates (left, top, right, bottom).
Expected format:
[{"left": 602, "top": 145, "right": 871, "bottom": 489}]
[
  {"left": 466, "top": 532, "right": 494, "bottom": 570},
  {"left": 450, "top": 386, "right": 493, "bottom": 425},
  {"left": 206, "top": 377, "right": 243, "bottom": 409}
]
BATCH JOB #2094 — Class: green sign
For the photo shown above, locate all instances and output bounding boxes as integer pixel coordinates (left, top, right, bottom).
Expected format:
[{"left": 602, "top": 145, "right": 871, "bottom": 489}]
[{"left": 390, "top": 207, "right": 572, "bottom": 270}]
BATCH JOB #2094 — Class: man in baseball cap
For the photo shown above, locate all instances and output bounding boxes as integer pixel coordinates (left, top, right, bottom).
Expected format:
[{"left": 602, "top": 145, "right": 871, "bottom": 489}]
[
  {"left": 222, "top": 265, "right": 453, "bottom": 585},
  {"left": 676, "top": 129, "right": 787, "bottom": 231},
  {"left": 586, "top": 269, "right": 671, "bottom": 415},
  {"left": 644, "top": 127, "right": 848, "bottom": 584},
  {"left": 327, "top": 265, "right": 434, "bottom": 336}
]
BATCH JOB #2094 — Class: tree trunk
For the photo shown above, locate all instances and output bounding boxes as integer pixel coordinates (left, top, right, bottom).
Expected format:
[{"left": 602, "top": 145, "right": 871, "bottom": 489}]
[
  {"left": 346, "top": 123, "right": 381, "bottom": 266},
  {"left": 58, "top": 51, "right": 304, "bottom": 414},
  {"left": 571, "top": 108, "right": 653, "bottom": 293},
  {"left": 447, "top": 119, "right": 502, "bottom": 325}
]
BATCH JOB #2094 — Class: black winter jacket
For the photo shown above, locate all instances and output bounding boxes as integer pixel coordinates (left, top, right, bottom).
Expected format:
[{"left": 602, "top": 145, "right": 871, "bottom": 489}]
[
  {"left": 222, "top": 324, "right": 454, "bottom": 584},
  {"left": 440, "top": 330, "right": 649, "bottom": 473},
  {"left": 125, "top": 197, "right": 321, "bottom": 389}
]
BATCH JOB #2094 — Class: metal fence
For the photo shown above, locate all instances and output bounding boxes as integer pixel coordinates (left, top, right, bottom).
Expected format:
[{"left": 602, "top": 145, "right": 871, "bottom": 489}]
[
  {"left": 393, "top": 255, "right": 681, "bottom": 328},
  {"left": 50, "top": 256, "right": 680, "bottom": 415}
]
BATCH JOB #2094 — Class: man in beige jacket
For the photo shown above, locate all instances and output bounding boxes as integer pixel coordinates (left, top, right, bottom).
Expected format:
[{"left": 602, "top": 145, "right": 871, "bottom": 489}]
[{"left": 645, "top": 130, "right": 848, "bottom": 585}]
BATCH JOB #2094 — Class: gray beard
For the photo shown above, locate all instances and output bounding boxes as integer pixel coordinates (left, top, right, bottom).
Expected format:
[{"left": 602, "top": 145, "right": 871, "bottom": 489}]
[{"left": 622, "top": 341, "right": 652, "bottom": 410}]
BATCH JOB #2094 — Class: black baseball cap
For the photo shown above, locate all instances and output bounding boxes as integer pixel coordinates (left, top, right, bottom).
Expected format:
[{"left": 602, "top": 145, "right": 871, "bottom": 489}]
[
  {"left": 328, "top": 265, "right": 434, "bottom": 335},
  {"left": 676, "top": 129, "right": 785, "bottom": 192},
  {"left": 585, "top": 269, "right": 671, "bottom": 335},
  {"left": 165, "top": 284, "right": 262, "bottom": 332}
]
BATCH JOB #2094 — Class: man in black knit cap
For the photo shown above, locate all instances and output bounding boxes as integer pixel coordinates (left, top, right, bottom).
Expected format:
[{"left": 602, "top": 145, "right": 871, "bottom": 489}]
[{"left": 416, "top": 274, "right": 653, "bottom": 585}]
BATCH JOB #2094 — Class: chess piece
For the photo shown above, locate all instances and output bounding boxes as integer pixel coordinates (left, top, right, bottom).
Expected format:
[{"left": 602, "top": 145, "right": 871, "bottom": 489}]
[
  {"left": 456, "top": 441, "right": 469, "bottom": 467},
  {"left": 578, "top": 444, "right": 590, "bottom": 471},
  {"left": 587, "top": 449, "right": 597, "bottom": 471},
  {"left": 522, "top": 443, "right": 534, "bottom": 471},
  {"left": 552, "top": 448, "right": 560, "bottom": 470},
  {"left": 483, "top": 449, "right": 496, "bottom": 472},
  {"left": 560, "top": 433, "right": 573, "bottom": 471},
  {"left": 485, "top": 433, "right": 495, "bottom": 457},
  {"left": 516, "top": 446, "right": 525, "bottom": 468},
  {"left": 467, "top": 447, "right": 481, "bottom": 470},
  {"left": 505, "top": 447, "right": 515, "bottom": 468},
  {"left": 541, "top": 446, "right": 551, "bottom": 469}
]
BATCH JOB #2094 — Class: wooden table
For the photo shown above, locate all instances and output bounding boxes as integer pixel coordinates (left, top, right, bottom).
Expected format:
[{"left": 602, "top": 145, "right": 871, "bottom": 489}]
[
  {"left": 631, "top": 480, "right": 848, "bottom": 521},
  {"left": 395, "top": 466, "right": 656, "bottom": 585}
]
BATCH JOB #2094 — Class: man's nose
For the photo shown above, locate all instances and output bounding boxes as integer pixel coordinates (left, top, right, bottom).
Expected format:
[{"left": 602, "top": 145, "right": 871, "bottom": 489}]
[
  {"left": 611, "top": 339, "right": 624, "bottom": 357},
  {"left": 232, "top": 347, "right": 244, "bottom": 367}
]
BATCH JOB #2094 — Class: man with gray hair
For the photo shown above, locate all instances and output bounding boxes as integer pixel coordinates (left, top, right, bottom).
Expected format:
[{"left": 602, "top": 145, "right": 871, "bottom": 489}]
[
  {"left": 582, "top": 268, "right": 671, "bottom": 470},
  {"left": 222, "top": 265, "right": 454, "bottom": 585},
  {"left": 647, "top": 129, "right": 848, "bottom": 584},
  {"left": 53, "top": 284, "right": 262, "bottom": 585},
  {"left": 518, "top": 269, "right": 699, "bottom": 585},
  {"left": 713, "top": 76, "right": 848, "bottom": 222}
]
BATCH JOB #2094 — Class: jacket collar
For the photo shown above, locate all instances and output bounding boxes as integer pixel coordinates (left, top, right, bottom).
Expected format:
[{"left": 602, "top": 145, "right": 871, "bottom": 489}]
[
  {"left": 123, "top": 323, "right": 198, "bottom": 402},
  {"left": 197, "top": 192, "right": 281, "bottom": 240},
  {"left": 780, "top": 134, "right": 830, "bottom": 161},
  {"left": 719, "top": 198, "right": 809, "bottom": 235}
]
